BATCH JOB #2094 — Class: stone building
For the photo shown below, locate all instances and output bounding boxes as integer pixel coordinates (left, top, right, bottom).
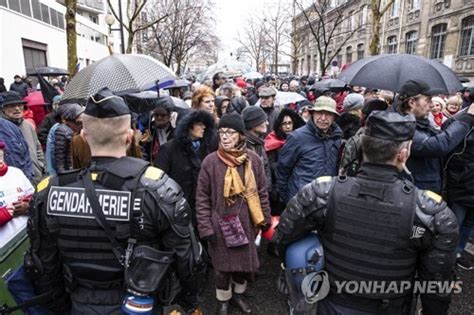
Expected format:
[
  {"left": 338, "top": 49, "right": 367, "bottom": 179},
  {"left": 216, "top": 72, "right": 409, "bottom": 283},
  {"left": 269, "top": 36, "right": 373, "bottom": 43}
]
[{"left": 292, "top": 0, "right": 474, "bottom": 83}]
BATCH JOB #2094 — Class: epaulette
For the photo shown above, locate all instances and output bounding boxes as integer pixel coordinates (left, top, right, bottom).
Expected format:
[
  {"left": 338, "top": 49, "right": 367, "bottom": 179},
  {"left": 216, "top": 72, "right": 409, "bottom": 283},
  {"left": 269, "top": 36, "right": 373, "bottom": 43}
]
[{"left": 37, "top": 176, "right": 52, "bottom": 193}]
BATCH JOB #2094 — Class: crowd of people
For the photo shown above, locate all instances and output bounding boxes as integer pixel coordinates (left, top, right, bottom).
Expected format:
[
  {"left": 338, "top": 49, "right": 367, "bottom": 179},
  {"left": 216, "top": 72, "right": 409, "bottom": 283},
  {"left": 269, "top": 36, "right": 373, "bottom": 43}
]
[{"left": 0, "top": 69, "right": 474, "bottom": 314}]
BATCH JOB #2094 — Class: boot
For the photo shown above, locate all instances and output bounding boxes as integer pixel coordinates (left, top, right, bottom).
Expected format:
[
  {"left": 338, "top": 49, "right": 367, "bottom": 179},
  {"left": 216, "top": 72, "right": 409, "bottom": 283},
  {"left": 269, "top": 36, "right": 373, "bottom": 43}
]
[
  {"left": 231, "top": 294, "right": 251, "bottom": 313},
  {"left": 216, "top": 301, "right": 229, "bottom": 315}
]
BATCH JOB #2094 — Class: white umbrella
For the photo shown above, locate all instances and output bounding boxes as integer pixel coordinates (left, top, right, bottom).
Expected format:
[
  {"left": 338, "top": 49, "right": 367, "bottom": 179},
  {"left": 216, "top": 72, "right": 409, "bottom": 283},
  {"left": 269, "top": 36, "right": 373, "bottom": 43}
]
[
  {"left": 254, "top": 91, "right": 307, "bottom": 107},
  {"left": 244, "top": 71, "right": 263, "bottom": 80}
]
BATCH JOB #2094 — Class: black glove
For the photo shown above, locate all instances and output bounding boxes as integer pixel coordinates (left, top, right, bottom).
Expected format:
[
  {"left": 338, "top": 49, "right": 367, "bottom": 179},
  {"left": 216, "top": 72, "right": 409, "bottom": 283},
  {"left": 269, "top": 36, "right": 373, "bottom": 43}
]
[{"left": 201, "top": 234, "right": 217, "bottom": 243}]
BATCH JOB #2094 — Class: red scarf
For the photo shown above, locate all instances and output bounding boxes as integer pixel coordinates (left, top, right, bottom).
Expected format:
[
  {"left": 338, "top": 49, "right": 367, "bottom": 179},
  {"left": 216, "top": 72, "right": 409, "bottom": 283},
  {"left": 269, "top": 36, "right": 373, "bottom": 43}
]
[
  {"left": 433, "top": 112, "right": 444, "bottom": 127},
  {"left": 0, "top": 163, "right": 8, "bottom": 176}
]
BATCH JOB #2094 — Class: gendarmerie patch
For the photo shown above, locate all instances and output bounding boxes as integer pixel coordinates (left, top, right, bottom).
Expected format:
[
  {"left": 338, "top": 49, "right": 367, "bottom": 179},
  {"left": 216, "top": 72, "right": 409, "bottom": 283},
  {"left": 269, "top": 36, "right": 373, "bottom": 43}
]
[{"left": 47, "top": 186, "right": 131, "bottom": 221}]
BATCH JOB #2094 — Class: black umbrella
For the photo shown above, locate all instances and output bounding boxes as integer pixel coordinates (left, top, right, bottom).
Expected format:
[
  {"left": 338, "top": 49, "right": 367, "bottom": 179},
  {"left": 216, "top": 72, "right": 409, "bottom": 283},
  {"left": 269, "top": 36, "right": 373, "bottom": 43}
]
[
  {"left": 27, "top": 66, "right": 69, "bottom": 76},
  {"left": 162, "top": 79, "right": 190, "bottom": 89},
  {"left": 338, "top": 54, "right": 462, "bottom": 94},
  {"left": 310, "top": 79, "right": 347, "bottom": 92},
  {"left": 61, "top": 54, "right": 176, "bottom": 105},
  {"left": 122, "top": 91, "right": 189, "bottom": 113}
]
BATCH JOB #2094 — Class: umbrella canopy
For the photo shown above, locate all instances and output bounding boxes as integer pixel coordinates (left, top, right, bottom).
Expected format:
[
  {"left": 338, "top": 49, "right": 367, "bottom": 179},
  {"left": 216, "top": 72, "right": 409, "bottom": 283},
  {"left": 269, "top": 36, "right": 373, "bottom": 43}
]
[
  {"left": 61, "top": 54, "right": 176, "bottom": 105},
  {"left": 244, "top": 71, "right": 263, "bottom": 80},
  {"left": 256, "top": 91, "right": 307, "bottom": 107},
  {"left": 27, "top": 66, "right": 69, "bottom": 76},
  {"left": 198, "top": 58, "right": 253, "bottom": 82},
  {"left": 311, "top": 79, "right": 347, "bottom": 92},
  {"left": 122, "top": 91, "right": 189, "bottom": 113},
  {"left": 162, "top": 79, "right": 190, "bottom": 90},
  {"left": 338, "top": 54, "right": 462, "bottom": 94}
]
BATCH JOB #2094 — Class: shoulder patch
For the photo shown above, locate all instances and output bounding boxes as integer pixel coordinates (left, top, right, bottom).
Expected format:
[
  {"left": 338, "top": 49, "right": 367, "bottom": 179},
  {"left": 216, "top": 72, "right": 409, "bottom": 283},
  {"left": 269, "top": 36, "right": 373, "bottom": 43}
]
[
  {"left": 316, "top": 176, "right": 332, "bottom": 184},
  {"left": 144, "top": 166, "right": 164, "bottom": 181},
  {"left": 425, "top": 190, "right": 442, "bottom": 204},
  {"left": 37, "top": 176, "right": 51, "bottom": 192}
]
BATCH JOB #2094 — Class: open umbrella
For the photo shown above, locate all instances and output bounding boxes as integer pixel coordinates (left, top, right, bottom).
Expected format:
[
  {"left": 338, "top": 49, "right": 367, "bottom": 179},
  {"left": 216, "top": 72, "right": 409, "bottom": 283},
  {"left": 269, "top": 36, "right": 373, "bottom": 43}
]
[
  {"left": 256, "top": 91, "right": 307, "bottom": 106},
  {"left": 162, "top": 79, "right": 190, "bottom": 90},
  {"left": 26, "top": 66, "right": 69, "bottom": 76},
  {"left": 122, "top": 91, "right": 189, "bottom": 113},
  {"left": 310, "top": 79, "right": 347, "bottom": 92},
  {"left": 244, "top": 71, "right": 263, "bottom": 80},
  {"left": 338, "top": 54, "right": 462, "bottom": 94},
  {"left": 198, "top": 58, "right": 253, "bottom": 81},
  {"left": 61, "top": 54, "right": 176, "bottom": 105}
]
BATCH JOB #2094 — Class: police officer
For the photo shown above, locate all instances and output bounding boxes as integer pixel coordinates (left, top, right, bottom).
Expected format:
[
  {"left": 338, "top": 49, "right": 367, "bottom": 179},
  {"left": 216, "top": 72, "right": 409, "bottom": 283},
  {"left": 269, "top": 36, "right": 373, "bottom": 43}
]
[
  {"left": 26, "top": 88, "right": 203, "bottom": 314},
  {"left": 274, "top": 111, "right": 459, "bottom": 315}
]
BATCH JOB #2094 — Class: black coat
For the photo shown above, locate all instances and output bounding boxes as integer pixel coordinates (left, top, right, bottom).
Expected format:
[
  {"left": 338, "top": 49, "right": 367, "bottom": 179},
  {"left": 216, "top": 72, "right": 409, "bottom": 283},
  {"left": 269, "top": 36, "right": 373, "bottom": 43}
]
[
  {"left": 9, "top": 82, "right": 29, "bottom": 97},
  {"left": 154, "top": 110, "right": 216, "bottom": 225}
]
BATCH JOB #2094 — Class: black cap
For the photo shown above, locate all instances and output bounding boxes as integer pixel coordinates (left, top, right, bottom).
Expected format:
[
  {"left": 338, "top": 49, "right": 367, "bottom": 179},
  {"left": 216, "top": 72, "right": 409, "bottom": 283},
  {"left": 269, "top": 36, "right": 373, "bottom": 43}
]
[
  {"left": 398, "top": 80, "right": 444, "bottom": 101},
  {"left": 85, "top": 87, "right": 130, "bottom": 118},
  {"left": 242, "top": 106, "right": 267, "bottom": 129},
  {"left": 362, "top": 99, "right": 388, "bottom": 117},
  {"left": 0, "top": 91, "right": 27, "bottom": 108},
  {"left": 365, "top": 111, "right": 416, "bottom": 141},
  {"left": 218, "top": 112, "right": 245, "bottom": 134}
]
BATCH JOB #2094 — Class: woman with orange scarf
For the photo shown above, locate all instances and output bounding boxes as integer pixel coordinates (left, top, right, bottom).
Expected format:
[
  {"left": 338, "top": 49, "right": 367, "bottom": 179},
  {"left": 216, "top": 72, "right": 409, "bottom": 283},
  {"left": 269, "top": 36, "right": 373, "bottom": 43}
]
[{"left": 196, "top": 113, "right": 271, "bottom": 315}]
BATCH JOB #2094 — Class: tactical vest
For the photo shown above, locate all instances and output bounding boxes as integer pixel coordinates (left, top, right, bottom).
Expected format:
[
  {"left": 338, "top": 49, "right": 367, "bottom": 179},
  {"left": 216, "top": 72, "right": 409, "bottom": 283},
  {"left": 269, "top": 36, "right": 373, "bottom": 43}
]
[
  {"left": 323, "top": 176, "right": 418, "bottom": 312},
  {"left": 45, "top": 157, "right": 149, "bottom": 295}
]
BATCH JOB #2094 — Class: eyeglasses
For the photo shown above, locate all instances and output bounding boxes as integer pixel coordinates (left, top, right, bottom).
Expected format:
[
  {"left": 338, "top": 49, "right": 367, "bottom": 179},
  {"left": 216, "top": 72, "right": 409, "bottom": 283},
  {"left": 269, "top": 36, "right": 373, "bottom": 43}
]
[
  {"left": 218, "top": 130, "right": 238, "bottom": 137},
  {"left": 281, "top": 121, "right": 293, "bottom": 126}
]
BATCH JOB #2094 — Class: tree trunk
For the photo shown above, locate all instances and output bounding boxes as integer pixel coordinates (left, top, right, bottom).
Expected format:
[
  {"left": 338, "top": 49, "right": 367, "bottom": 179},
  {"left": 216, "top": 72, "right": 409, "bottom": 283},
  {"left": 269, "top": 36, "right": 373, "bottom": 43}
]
[
  {"left": 65, "top": 0, "right": 77, "bottom": 77},
  {"left": 126, "top": 31, "right": 134, "bottom": 54},
  {"left": 369, "top": 10, "right": 382, "bottom": 55}
]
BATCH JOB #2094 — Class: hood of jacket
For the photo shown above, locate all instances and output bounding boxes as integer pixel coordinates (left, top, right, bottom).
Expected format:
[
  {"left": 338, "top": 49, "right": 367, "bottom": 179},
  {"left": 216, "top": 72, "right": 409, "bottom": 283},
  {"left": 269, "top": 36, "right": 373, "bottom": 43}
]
[{"left": 175, "top": 109, "right": 216, "bottom": 151}]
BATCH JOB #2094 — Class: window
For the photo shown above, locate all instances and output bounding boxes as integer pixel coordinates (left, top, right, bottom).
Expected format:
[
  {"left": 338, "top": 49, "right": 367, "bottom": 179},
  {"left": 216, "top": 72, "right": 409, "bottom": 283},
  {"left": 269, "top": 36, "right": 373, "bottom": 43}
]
[
  {"left": 8, "top": 0, "right": 20, "bottom": 12},
  {"left": 430, "top": 23, "right": 447, "bottom": 59},
  {"left": 40, "top": 3, "right": 49, "bottom": 24},
  {"left": 460, "top": 16, "right": 474, "bottom": 56},
  {"left": 57, "top": 12, "right": 65, "bottom": 29},
  {"left": 387, "top": 36, "right": 398, "bottom": 54},
  {"left": 347, "top": 11, "right": 353, "bottom": 31},
  {"left": 50, "top": 8, "right": 58, "bottom": 27},
  {"left": 31, "top": 0, "right": 41, "bottom": 20},
  {"left": 20, "top": 0, "right": 31, "bottom": 16},
  {"left": 346, "top": 46, "right": 352, "bottom": 64},
  {"left": 22, "top": 39, "right": 47, "bottom": 74},
  {"left": 409, "top": 0, "right": 420, "bottom": 10},
  {"left": 0, "top": 0, "right": 7, "bottom": 8},
  {"left": 357, "top": 44, "right": 364, "bottom": 59},
  {"left": 390, "top": 0, "right": 400, "bottom": 17},
  {"left": 405, "top": 31, "right": 417, "bottom": 55}
]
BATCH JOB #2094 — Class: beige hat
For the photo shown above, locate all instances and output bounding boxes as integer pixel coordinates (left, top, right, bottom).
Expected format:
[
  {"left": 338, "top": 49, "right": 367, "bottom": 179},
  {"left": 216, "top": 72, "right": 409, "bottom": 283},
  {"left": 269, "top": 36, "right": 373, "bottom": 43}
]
[{"left": 309, "top": 96, "right": 339, "bottom": 116}]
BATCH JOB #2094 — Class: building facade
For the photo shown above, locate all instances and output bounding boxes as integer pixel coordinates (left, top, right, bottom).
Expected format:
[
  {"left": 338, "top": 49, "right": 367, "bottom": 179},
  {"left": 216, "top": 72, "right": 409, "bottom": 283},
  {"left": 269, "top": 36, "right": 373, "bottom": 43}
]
[
  {"left": 292, "top": 0, "right": 474, "bottom": 83},
  {"left": 0, "top": 0, "right": 125, "bottom": 86}
]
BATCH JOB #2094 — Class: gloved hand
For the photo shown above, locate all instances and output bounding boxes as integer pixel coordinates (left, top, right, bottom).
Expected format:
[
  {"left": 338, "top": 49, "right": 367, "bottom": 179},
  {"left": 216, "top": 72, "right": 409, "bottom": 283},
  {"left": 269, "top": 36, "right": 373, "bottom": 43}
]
[{"left": 201, "top": 234, "right": 216, "bottom": 243}]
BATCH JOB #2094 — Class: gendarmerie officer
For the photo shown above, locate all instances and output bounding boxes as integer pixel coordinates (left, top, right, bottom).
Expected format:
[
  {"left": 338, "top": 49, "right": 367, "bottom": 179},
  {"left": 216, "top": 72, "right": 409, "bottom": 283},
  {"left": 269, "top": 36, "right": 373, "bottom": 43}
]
[
  {"left": 26, "top": 88, "right": 204, "bottom": 314},
  {"left": 274, "top": 111, "right": 459, "bottom": 315}
]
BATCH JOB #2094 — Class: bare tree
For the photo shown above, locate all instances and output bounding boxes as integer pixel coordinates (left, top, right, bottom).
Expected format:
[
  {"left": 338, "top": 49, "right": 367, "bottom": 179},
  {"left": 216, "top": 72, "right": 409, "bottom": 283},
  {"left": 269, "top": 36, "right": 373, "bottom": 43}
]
[
  {"left": 369, "top": 0, "right": 395, "bottom": 55},
  {"left": 295, "top": 0, "right": 364, "bottom": 75},
  {"left": 107, "top": 0, "right": 167, "bottom": 54},
  {"left": 145, "top": 0, "right": 218, "bottom": 75},
  {"left": 237, "top": 16, "right": 271, "bottom": 71}
]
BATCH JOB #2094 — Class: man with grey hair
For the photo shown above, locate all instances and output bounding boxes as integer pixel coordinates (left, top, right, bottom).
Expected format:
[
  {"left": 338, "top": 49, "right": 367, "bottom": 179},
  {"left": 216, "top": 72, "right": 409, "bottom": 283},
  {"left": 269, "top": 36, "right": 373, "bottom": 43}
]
[{"left": 258, "top": 86, "right": 280, "bottom": 132}]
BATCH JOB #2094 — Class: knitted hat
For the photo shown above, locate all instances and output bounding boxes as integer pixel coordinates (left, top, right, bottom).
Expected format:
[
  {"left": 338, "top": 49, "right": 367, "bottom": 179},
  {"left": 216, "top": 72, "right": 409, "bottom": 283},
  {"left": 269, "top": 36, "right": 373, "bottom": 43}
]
[
  {"left": 218, "top": 112, "right": 245, "bottom": 134},
  {"left": 241, "top": 106, "right": 267, "bottom": 130},
  {"left": 343, "top": 93, "right": 365, "bottom": 111},
  {"left": 431, "top": 96, "right": 446, "bottom": 109},
  {"left": 236, "top": 79, "right": 247, "bottom": 89}
]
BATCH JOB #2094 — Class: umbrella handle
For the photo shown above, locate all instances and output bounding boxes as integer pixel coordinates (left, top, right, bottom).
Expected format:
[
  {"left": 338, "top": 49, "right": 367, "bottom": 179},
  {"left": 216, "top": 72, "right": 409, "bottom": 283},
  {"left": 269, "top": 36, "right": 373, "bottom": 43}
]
[{"left": 155, "top": 80, "right": 160, "bottom": 98}]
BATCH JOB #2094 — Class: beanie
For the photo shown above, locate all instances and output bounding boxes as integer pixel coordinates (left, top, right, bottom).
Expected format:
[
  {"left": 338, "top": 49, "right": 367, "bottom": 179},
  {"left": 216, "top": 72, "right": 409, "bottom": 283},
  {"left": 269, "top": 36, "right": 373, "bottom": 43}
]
[
  {"left": 218, "top": 112, "right": 245, "bottom": 134},
  {"left": 343, "top": 93, "right": 365, "bottom": 111},
  {"left": 241, "top": 106, "right": 267, "bottom": 130}
]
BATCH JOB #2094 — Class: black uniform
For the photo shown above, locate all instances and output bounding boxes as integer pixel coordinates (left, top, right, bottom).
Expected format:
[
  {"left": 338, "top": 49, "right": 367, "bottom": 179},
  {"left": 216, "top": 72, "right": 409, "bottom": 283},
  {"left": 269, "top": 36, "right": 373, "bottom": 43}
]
[
  {"left": 274, "top": 111, "right": 459, "bottom": 315},
  {"left": 25, "top": 88, "right": 203, "bottom": 314}
]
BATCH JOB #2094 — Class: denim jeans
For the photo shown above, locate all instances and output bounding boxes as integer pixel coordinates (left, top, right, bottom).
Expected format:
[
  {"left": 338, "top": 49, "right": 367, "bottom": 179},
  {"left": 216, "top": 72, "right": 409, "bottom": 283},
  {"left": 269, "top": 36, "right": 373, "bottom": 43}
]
[{"left": 450, "top": 203, "right": 474, "bottom": 253}]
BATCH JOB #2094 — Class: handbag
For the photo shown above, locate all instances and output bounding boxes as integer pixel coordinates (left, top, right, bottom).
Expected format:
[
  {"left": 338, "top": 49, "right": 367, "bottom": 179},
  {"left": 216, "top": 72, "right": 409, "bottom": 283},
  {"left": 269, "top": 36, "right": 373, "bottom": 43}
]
[{"left": 217, "top": 198, "right": 249, "bottom": 248}]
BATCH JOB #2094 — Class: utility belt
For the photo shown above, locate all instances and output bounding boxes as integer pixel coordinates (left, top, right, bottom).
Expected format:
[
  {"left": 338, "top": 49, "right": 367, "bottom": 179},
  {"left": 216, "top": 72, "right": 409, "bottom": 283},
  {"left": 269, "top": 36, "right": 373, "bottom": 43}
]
[{"left": 328, "top": 291, "right": 413, "bottom": 315}]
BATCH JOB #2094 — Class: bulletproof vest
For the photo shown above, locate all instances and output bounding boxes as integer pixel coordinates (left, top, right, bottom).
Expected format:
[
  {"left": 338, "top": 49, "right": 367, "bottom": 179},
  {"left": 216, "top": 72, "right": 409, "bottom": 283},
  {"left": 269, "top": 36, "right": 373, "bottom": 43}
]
[
  {"left": 45, "top": 157, "right": 149, "bottom": 291},
  {"left": 323, "top": 176, "right": 418, "bottom": 303}
]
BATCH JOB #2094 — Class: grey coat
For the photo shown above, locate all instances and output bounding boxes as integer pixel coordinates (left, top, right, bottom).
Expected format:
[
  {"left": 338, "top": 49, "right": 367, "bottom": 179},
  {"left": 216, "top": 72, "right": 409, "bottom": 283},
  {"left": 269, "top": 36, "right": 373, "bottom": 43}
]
[{"left": 195, "top": 150, "right": 271, "bottom": 273}]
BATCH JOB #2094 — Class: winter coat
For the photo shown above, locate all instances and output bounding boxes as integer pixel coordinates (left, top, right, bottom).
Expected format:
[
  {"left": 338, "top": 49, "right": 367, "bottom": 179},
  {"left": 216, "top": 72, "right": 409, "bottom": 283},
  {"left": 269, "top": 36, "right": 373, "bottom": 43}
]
[
  {"left": 38, "top": 113, "right": 58, "bottom": 146},
  {"left": 45, "top": 123, "right": 60, "bottom": 175},
  {"left": 276, "top": 119, "right": 342, "bottom": 203},
  {"left": 52, "top": 123, "right": 74, "bottom": 173},
  {"left": 9, "top": 82, "right": 29, "bottom": 97},
  {"left": 444, "top": 112, "right": 474, "bottom": 208},
  {"left": 0, "top": 118, "right": 33, "bottom": 180},
  {"left": 154, "top": 110, "right": 216, "bottom": 225},
  {"left": 244, "top": 131, "right": 272, "bottom": 192},
  {"left": 336, "top": 112, "right": 361, "bottom": 140},
  {"left": 142, "top": 123, "right": 175, "bottom": 164},
  {"left": 340, "top": 127, "right": 364, "bottom": 176},
  {"left": 407, "top": 116, "right": 473, "bottom": 193},
  {"left": 261, "top": 105, "right": 281, "bottom": 133},
  {"left": 195, "top": 150, "right": 271, "bottom": 273},
  {"left": 17, "top": 119, "right": 44, "bottom": 184},
  {"left": 264, "top": 131, "right": 287, "bottom": 215}
]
